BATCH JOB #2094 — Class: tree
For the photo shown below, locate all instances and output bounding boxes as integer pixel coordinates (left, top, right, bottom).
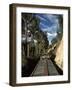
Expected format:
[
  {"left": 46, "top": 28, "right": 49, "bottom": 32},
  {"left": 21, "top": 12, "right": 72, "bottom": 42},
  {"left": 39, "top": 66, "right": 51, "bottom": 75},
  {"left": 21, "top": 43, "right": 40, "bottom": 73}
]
[{"left": 22, "top": 13, "right": 49, "bottom": 57}]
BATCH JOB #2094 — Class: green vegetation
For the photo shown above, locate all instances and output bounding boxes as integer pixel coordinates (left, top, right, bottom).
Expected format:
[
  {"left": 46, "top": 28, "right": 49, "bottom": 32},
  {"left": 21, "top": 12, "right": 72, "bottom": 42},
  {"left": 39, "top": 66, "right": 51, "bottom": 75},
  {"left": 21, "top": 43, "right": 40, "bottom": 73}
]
[{"left": 22, "top": 13, "right": 49, "bottom": 65}]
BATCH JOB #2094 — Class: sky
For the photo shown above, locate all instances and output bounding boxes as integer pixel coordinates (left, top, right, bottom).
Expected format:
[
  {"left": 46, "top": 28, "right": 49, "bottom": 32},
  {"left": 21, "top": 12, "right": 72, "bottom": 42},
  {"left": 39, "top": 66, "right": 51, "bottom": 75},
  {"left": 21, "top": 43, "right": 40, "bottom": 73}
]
[{"left": 35, "top": 14, "right": 61, "bottom": 44}]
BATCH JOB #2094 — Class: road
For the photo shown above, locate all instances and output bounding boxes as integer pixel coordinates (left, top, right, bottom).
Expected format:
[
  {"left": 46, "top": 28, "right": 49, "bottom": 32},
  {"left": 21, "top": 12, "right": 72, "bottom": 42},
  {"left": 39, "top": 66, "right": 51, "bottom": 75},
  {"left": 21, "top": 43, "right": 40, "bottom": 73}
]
[{"left": 31, "top": 55, "right": 59, "bottom": 76}]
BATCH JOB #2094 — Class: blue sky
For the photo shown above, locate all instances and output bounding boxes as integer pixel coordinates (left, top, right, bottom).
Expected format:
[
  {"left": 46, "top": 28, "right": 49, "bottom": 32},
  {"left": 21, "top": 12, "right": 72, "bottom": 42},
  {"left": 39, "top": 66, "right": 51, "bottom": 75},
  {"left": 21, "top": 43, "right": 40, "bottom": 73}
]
[{"left": 34, "top": 14, "right": 61, "bottom": 44}]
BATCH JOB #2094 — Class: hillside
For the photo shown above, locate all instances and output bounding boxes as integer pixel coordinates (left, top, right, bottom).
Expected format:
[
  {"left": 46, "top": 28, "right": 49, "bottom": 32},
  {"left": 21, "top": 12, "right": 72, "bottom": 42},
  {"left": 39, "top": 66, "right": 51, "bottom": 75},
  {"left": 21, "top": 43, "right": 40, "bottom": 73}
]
[{"left": 54, "top": 38, "right": 63, "bottom": 70}]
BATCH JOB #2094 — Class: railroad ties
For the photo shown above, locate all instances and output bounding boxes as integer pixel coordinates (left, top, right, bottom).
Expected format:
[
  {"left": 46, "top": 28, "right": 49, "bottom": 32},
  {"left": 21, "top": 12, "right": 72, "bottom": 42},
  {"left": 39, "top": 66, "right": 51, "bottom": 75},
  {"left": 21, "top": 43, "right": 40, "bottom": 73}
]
[{"left": 30, "top": 55, "right": 59, "bottom": 76}]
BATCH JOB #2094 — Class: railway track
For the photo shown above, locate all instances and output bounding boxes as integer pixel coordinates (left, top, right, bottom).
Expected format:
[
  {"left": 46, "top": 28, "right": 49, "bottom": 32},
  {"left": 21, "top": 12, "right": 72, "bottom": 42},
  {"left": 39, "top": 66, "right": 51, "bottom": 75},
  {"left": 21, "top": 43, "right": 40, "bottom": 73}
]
[{"left": 30, "top": 55, "right": 59, "bottom": 76}]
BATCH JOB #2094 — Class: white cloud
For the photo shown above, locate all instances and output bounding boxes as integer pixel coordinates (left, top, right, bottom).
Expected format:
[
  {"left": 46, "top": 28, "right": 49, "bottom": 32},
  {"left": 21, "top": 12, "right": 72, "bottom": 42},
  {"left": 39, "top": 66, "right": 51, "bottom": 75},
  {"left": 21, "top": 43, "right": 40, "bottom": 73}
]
[
  {"left": 36, "top": 14, "right": 60, "bottom": 44},
  {"left": 40, "top": 22, "right": 47, "bottom": 28},
  {"left": 45, "top": 14, "right": 60, "bottom": 29},
  {"left": 36, "top": 15, "right": 47, "bottom": 22},
  {"left": 45, "top": 14, "right": 58, "bottom": 23},
  {"left": 46, "top": 32, "right": 57, "bottom": 45},
  {"left": 42, "top": 23, "right": 58, "bottom": 33},
  {"left": 36, "top": 14, "right": 59, "bottom": 28},
  {"left": 47, "top": 32, "right": 57, "bottom": 37},
  {"left": 37, "top": 14, "right": 59, "bottom": 33}
]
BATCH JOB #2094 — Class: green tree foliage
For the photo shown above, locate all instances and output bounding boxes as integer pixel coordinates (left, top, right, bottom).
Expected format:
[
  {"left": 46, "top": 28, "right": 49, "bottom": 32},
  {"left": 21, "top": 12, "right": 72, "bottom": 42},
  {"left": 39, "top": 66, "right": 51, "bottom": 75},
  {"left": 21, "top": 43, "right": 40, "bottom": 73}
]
[{"left": 22, "top": 13, "right": 49, "bottom": 56}]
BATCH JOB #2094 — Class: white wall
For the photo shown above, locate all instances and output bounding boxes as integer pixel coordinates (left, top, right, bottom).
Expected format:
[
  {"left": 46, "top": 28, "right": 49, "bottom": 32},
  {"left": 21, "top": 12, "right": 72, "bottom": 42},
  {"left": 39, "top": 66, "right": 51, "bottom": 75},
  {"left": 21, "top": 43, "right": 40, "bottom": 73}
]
[{"left": 0, "top": 0, "right": 72, "bottom": 90}]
